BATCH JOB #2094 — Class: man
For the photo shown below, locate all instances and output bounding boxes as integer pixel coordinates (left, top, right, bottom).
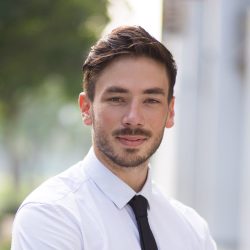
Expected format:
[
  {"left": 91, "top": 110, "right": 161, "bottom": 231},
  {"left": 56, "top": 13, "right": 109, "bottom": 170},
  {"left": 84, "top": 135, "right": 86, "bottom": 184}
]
[{"left": 12, "top": 26, "right": 217, "bottom": 249}]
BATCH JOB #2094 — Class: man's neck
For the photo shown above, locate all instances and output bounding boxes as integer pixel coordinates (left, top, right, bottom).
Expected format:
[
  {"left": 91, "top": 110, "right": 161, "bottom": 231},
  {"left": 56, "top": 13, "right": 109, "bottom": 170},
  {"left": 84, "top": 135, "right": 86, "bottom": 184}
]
[
  {"left": 93, "top": 147, "right": 149, "bottom": 192},
  {"left": 108, "top": 165, "right": 149, "bottom": 192}
]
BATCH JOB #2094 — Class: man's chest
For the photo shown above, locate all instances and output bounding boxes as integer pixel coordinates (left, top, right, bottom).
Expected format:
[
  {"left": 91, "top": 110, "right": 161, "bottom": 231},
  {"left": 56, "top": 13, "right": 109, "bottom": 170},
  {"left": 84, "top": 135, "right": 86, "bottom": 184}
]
[{"left": 77, "top": 201, "right": 202, "bottom": 250}]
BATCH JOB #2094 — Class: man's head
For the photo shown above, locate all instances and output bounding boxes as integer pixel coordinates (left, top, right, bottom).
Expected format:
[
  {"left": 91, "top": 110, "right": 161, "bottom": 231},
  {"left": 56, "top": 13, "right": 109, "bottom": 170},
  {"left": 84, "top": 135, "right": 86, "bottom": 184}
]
[
  {"left": 82, "top": 25, "right": 177, "bottom": 103},
  {"left": 79, "top": 26, "right": 177, "bottom": 169}
]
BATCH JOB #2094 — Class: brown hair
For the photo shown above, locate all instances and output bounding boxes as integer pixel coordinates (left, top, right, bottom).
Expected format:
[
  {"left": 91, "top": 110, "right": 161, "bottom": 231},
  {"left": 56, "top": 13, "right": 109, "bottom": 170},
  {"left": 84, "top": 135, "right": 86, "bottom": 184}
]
[{"left": 82, "top": 25, "right": 177, "bottom": 103}]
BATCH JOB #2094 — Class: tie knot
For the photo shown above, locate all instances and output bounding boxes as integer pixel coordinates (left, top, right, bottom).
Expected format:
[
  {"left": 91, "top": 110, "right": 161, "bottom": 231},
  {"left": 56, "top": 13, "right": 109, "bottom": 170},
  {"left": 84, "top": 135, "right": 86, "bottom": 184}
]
[{"left": 128, "top": 195, "right": 148, "bottom": 218}]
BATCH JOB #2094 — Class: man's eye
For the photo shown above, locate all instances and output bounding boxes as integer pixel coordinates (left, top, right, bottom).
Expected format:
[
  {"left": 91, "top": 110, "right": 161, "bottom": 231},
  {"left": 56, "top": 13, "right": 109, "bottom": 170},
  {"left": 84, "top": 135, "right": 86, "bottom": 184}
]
[
  {"left": 108, "top": 97, "right": 125, "bottom": 103},
  {"left": 145, "top": 99, "right": 160, "bottom": 104}
]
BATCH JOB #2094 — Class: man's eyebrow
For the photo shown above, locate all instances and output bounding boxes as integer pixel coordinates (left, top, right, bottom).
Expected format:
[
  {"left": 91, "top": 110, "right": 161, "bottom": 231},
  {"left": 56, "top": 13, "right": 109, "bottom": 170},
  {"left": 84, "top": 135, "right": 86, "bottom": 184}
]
[
  {"left": 104, "top": 86, "right": 129, "bottom": 94},
  {"left": 104, "top": 86, "right": 166, "bottom": 95},
  {"left": 143, "top": 88, "right": 166, "bottom": 95}
]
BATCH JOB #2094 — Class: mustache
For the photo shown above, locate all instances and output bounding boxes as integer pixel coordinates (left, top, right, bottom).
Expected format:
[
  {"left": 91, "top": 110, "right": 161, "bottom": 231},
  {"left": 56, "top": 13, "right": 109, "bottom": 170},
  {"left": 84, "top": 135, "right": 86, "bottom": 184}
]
[{"left": 112, "top": 128, "right": 152, "bottom": 137}]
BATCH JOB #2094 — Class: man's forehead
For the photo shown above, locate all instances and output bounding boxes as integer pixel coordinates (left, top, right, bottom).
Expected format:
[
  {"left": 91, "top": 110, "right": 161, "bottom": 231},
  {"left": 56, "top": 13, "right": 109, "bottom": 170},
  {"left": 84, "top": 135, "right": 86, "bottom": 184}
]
[{"left": 94, "top": 56, "right": 170, "bottom": 96}]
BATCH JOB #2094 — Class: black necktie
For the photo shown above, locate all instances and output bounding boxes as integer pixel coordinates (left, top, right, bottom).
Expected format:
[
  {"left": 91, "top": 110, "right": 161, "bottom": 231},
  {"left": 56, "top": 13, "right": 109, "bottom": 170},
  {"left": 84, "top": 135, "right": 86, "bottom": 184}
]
[{"left": 129, "top": 195, "right": 158, "bottom": 250}]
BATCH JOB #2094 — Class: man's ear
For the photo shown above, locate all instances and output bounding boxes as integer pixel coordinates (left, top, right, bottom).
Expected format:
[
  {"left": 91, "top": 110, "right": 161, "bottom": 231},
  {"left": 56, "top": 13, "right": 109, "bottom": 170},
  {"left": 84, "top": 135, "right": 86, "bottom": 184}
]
[
  {"left": 166, "top": 97, "right": 175, "bottom": 128},
  {"left": 78, "top": 92, "right": 92, "bottom": 126}
]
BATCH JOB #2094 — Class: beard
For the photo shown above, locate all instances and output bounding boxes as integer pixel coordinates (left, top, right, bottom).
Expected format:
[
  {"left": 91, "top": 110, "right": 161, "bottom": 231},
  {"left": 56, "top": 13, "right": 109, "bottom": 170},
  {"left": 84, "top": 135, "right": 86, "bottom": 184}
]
[{"left": 92, "top": 121, "right": 165, "bottom": 168}]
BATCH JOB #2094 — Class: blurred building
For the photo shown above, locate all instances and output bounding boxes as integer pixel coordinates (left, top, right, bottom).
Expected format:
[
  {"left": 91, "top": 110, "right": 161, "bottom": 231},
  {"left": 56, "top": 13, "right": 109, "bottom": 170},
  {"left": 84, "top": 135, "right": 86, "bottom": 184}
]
[{"left": 154, "top": 1, "right": 250, "bottom": 250}]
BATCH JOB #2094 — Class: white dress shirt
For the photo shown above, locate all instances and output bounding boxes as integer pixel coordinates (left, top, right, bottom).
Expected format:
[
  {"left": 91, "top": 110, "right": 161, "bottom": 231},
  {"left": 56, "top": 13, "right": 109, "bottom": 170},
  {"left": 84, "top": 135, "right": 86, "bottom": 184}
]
[{"left": 12, "top": 148, "right": 217, "bottom": 250}]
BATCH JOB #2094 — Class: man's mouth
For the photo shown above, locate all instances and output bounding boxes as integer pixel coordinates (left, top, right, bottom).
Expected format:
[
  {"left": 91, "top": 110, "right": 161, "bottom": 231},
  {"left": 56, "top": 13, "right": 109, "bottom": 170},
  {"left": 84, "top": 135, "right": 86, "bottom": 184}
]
[
  {"left": 112, "top": 128, "right": 152, "bottom": 137},
  {"left": 116, "top": 136, "right": 148, "bottom": 147}
]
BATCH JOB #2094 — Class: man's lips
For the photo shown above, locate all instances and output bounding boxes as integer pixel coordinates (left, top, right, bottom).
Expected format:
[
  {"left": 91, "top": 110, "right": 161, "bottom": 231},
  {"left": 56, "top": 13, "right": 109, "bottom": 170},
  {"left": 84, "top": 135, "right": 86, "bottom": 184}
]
[
  {"left": 116, "top": 136, "right": 148, "bottom": 147},
  {"left": 112, "top": 128, "right": 152, "bottom": 137}
]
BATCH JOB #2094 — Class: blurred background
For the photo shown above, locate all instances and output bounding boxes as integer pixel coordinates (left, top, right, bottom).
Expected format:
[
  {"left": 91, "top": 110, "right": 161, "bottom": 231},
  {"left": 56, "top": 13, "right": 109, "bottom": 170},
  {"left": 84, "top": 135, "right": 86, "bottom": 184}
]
[{"left": 0, "top": 0, "right": 249, "bottom": 249}]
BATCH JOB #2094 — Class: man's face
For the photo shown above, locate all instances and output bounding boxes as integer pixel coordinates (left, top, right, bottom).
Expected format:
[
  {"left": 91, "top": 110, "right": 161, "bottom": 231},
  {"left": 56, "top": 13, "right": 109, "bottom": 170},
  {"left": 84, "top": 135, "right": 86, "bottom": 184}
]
[{"left": 79, "top": 56, "right": 175, "bottom": 168}]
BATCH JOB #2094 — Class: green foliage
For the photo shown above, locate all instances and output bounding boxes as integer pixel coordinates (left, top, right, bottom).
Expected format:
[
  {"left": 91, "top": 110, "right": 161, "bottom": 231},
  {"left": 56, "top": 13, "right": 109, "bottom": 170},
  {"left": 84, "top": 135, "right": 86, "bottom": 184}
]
[
  {"left": 0, "top": 0, "right": 109, "bottom": 113},
  {"left": 0, "top": 181, "right": 30, "bottom": 250},
  {"left": 0, "top": 179, "right": 29, "bottom": 218},
  {"left": 0, "top": 241, "right": 11, "bottom": 250}
]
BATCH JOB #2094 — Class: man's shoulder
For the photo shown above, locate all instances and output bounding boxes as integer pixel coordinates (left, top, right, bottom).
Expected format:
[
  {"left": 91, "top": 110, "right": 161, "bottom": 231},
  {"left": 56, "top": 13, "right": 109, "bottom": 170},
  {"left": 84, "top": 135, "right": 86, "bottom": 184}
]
[
  {"left": 20, "top": 161, "right": 89, "bottom": 209},
  {"left": 12, "top": 161, "right": 88, "bottom": 250},
  {"left": 152, "top": 184, "right": 211, "bottom": 238},
  {"left": 168, "top": 199, "right": 208, "bottom": 234}
]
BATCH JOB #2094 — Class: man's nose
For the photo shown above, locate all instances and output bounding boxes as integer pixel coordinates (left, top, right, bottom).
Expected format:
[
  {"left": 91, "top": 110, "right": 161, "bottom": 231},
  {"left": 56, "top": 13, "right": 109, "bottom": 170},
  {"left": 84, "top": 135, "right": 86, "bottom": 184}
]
[{"left": 122, "top": 102, "right": 145, "bottom": 127}]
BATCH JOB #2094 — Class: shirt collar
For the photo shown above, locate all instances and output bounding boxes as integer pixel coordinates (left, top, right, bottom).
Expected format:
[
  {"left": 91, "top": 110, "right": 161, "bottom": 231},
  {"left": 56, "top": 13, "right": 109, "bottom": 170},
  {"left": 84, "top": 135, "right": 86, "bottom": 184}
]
[{"left": 82, "top": 147, "right": 153, "bottom": 209}]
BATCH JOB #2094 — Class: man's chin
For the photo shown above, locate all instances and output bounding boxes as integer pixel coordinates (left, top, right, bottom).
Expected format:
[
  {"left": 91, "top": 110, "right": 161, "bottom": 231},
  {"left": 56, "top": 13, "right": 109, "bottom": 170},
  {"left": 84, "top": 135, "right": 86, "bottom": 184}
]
[
  {"left": 108, "top": 152, "right": 149, "bottom": 168},
  {"left": 124, "top": 148, "right": 140, "bottom": 154}
]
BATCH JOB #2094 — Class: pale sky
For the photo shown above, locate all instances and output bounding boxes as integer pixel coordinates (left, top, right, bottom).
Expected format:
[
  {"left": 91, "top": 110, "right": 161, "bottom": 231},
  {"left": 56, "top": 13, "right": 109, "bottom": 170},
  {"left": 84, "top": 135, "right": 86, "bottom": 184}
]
[{"left": 104, "top": 0, "right": 163, "bottom": 40}]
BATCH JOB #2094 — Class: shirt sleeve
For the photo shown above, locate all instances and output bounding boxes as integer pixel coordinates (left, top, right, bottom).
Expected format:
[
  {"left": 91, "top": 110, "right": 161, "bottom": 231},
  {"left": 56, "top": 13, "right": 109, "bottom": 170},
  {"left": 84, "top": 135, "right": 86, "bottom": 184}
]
[
  {"left": 204, "top": 221, "right": 217, "bottom": 250},
  {"left": 11, "top": 202, "right": 83, "bottom": 250},
  {"left": 184, "top": 206, "right": 217, "bottom": 250},
  {"left": 186, "top": 207, "right": 217, "bottom": 250},
  {"left": 170, "top": 199, "right": 217, "bottom": 250}
]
